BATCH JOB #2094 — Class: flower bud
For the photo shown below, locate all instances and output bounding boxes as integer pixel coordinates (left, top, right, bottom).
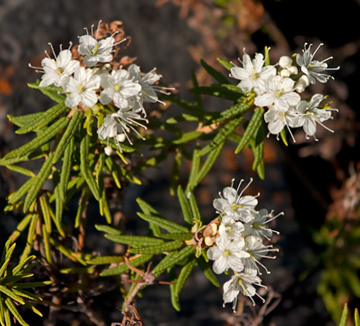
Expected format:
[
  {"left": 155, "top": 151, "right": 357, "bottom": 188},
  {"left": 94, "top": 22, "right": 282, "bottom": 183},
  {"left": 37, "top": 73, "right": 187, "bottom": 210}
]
[
  {"left": 288, "top": 66, "right": 298, "bottom": 75},
  {"left": 280, "top": 69, "right": 291, "bottom": 78},
  {"left": 279, "top": 56, "right": 293, "bottom": 68}
]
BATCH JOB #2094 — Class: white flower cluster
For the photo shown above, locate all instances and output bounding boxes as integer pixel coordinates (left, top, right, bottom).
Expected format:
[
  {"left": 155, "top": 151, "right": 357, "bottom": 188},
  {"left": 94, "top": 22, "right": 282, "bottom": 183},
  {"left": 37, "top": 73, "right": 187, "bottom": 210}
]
[
  {"left": 230, "top": 43, "right": 340, "bottom": 141},
  {"left": 206, "top": 179, "right": 281, "bottom": 311},
  {"left": 30, "top": 22, "right": 169, "bottom": 153}
]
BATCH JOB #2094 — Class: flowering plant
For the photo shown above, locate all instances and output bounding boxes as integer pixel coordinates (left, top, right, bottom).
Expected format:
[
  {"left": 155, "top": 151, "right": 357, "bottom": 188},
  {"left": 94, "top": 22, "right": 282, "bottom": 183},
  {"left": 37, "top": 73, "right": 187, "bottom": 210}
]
[{"left": 0, "top": 19, "right": 340, "bottom": 325}]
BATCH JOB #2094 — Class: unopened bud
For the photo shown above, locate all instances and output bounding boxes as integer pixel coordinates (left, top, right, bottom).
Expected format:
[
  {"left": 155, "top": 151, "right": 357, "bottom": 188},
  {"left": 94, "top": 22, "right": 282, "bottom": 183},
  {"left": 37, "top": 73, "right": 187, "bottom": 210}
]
[
  {"left": 279, "top": 56, "right": 293, "bottom": 68},
  {"left": 280, "top": 69, "right": 290, "bottom": 78}
]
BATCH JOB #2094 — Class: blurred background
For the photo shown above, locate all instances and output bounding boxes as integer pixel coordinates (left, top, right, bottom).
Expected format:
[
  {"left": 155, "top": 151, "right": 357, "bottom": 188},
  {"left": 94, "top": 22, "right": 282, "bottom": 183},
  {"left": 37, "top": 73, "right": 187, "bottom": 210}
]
[{"left": 0, "top": 0, "right": 360, "bottom": 325}]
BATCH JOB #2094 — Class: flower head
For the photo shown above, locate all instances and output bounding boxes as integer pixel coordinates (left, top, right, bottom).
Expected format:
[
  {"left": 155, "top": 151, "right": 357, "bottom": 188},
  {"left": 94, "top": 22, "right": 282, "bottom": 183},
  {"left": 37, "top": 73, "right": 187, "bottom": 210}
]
[
  {"left": 30, "top": 43, "right": 79, "bottom": 88},
  {"left": 99, "top": 69, "right": 142, "bottom": 109},
  {"left": 206, "top": 236, "right": 249, "bottom": 274},
  {"left": 223, "top": 272, "right": 265, "bottom": 310},
  {"left": 97, "top": 107, "right": 148, "bottom": 153},
  {"left": 296, "top": 43, "right": 340, "bottom": 84},
  {"left": 63, "top": 66, "right": 100, "bottom": 108},
  {"left": 213, "top": 178, "right": 259, "bottom": 222},
  {"left": 254, "top": 75, "right": 301, "bottom": 111},
  {"left": 230, "top": 51, "right": 276, "bottom": 95}
]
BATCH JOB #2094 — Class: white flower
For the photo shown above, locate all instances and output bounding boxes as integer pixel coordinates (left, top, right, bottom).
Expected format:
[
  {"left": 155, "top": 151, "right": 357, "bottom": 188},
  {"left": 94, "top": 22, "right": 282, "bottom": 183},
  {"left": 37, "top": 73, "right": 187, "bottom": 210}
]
[
  {"left": 78, "top": 34, "right": 115, "bottom": 67},
  {"left": 99, "top": 69, "right": 142, "bottom": 109},
  {"left": 213, "top": 178, "right": 259, "bottom": 223},
  {"left": 30, "top": 44, "right": 79, "bottom": 88},
  {"left": 243, "top": 235, "right": 278, "bottom": 275},
  {"left": 230, "top": 51, "right": 276, "bottom": 95},
  {"left": 254, "top": 75, "right": 301, "bottom": 111},
  {"left": 97, "top": 107, "right": 148, "bottom": 152},
  {"left": 296, "top": 43, "right": 340, "bottom": 84},
  {"left": 207, "top": 236, "right": 250, "bottom": 274},
  {"left": 223, "top": 272, "right": 265, "bottom": 310},
  {"left": 128, "top": 64, "right": 161, "bottom": 103},
  {"left": 292, "top": 94, "right": 337, "bottom": 139},
  {"left": 63, "top": 66, "right": 100, "bottom": 108},
  {"left": 218, "top": 215, "right": 244, "bottom": 241},
  {"left": 243, "top": 208, "right": 281, "bottom": 240},
  {"left": 263, "top": 106, "right": 299, "bottom": 142}
]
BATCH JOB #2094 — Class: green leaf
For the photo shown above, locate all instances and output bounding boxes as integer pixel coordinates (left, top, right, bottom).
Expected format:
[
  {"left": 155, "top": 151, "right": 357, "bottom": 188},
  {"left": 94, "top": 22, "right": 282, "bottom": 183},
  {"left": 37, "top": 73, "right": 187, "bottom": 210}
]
[
  {"left": 200, "top": 59, "right": 229, "bottom": 84},
  {"left": 6, "top": 177, "right": 34, "bottom": 206},
  {"left": 235, "top": 107, "right": 264, "bottom": 154},
  {"left": 339, "top": 304, "right": 348, "bottom": 326},
  {"left": 28, "top": 82, "right": 65, "bottom": 103},
  {"left": 196, "top": 140, "right": 224, "bottom": 185},
  {"left": 15, "top": 103, "right": 67, "bottom": 135},
  {"left": 137, "top": 213, "right": 189, "bottom": 233},
  {"left": 187, "top": 148, "right": 201, "bottom": 191},
  {"left": 172, "top": 131, "right": 203, "bottom": 145},
  {"left": 4, "top": 215, "right": 32, "bottom": 250},
  {"left": 42, "top": 225, "right": 53, "bottom": 265},
  {"left": 4, "top": 297, "right": 29, "bottom": 326},
  {"left": 74, "top": 188, "right": 90, "bottom": 228},
  {"left": 129, "top": 240, "right": 183, "bottom": 255},
  {"left": 23, "top": 154, "right": 55, "bottom": 213},
  {"left": 86, "top": 256, "right": 123, "bottom": 265},
  {"left": 197, "top": 255, "right": 219, "bottom": 287},
  {"left": 7, "top": 112, "right": 44, "bottom": 128},
  {"left": 170, "top": 151, "right": 182, "bottom": 196},
  {"left": 19, "top": 214, "right": 38, "bottom": 263},
  {"left": 95, "top": 224, "right": 121, "bottom": 235},
  {"left": 355, "top": 308, "right": 360, "bottom": 326},
  {"left": 3, "top": 117, "right": 68, "bottom": 160},
  {"left": 280, "top": 128, "right": 288, "bottom": 146},
  {"left": 4, "top": 165, "right": 35, "bottom": 177},
  {"left": 177, "top": 186, "right": 193, "bottom": 226},
  {"left": 188, "top": 192, "right": 201, "bottom": 223},
  {"left": 200, "top": 115, "right": 243, "bottom": 156},
  {"left": 0, "top": 286, "right": 25, "bottom": 305},
  {"left": 169, "top": 274, "right": 180, "bottom": 311},
  {"left": 105, "top": 234, "right": 164, "bottom": 247},
  {"left": 156, "top": 232, "right": 192, "bottom": 241},
  {"left": 151, "top": 245, "right": 195, "bottom": 277},
  {"left": 219, "top": 102, "right": 250, "bottom": 120},
  {"left": 100, "top": 254, "right": 153, "bottom": 277},
  {"left": 217, "top": 58, "right": 234, "bottom": 71},
  {"left": 12, "top": 281, "right": 52, "bottom": 289},
  {"left": 59, "top": 136, "right": 74, "bottom": 200},
  {"left": 80, "top": 132, "right": 100, "bottom": 200},
  {"left": 191, "top": 85, "right": 240, "bottom": 101},
  {"left": 175, "top": 258, "right": 196, "bottom": 298},
  {"left": 53, "top": 109, "right": 82, "bottom": 163}
]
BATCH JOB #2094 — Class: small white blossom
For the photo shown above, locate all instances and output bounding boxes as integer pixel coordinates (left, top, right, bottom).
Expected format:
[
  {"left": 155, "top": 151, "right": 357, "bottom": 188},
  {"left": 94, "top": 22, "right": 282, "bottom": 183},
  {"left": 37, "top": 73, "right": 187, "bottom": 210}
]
[
  {"left": 207, "top": 236, "right": 250, "bottom": 274},
  {"left": 30, "top": 44, "right": 79, "bottom": 88},
  {"left": 78, "top": 34, "right": 115, "bottom": 67},
  {"left": 254, "top": 75, "right": 301, "bottom": 111},
  {"left": 63, "top": 66, "right": 100, "bottom": 108},
  {"left": 223, "top": 272, "right": 265, "bottom": 310},
  {"left": 243, "top": 235, "right": 278, "bottom": 275},
  {"left": 99, "top": 69, "right": 142, "bottom": 109},
  {"left": 213, "top": 178, "right": 259, "bottom": 223},
  {"left": 97, "top": 107, "right": 148, "bottom": 152},
  {"left": 264, "top": 106, "right": 299, "bottom": 142},
  {"left": 296, "top": 43, "right": 340, "bottom": 84},
  {"left": 292, "top": 94, "right": 337, "bottom": 139},
  {"left": 243, "top": 208, "right": 281, "bottom": 240},
  {"left": 230, "top": 51, "right": 276, "bottom": 95},
  {"left": 218, "top": 215, "right": 244, "bottom": 241}
]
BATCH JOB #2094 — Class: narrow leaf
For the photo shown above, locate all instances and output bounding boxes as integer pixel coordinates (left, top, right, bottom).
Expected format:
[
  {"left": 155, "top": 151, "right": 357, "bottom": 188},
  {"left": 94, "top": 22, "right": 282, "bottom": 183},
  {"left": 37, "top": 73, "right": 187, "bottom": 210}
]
[
  {"left": 7, "top": 178, "right": 34, "bottom": 206},
  {"left": 23, "top": 154, "right": 54, "bottom": 212},
  {"left": 86, "top": 256, "right": 123, "bottom": 265},
  {"left": 156, "top": 233, "right": 192, "bottom": 241},
  {"left": 172, "top": 131, "right": 203, "bottom": 145},
  {"left": 339, "top": 303, "right": 348, "bottom": 326},
  {"left": 95, "top": 224, "right": 121, "bottom": 235},
  {"left": 129, "top": 240, "right": 183, "bottom": 255},
  {"left": 217, "top": 58, "right": 234, "bottom": 71},
  {"left": 188, "top": 148, "right": 201, "bottom": 191},
  {"left": 197, "top": 255, "right": 219, "bottom": 287},
  {"left": 5, "top": 165, "right": 35, "bottom": 177},
  {"left": 170, "top": 151, "right": 182, "bottom": 196},
  {"left": 200, "top": 59, "right": 229, "bottom": 84},
  {"left": 0, "top": 286, "right": 25, "bottom": 305},
  {"left": 4, "top": 296, "right": 29, "bottom": 326},
  {"left": 15, "top": 103, "right": 67, "bottom": 134},
  {"left": 151, "top": 245, "right": 195, "bottom": 277},
  {"left": 80, "top": 132, "right": 99, "bottom": 200},
  {"left": 177, "top": 186, "right": 193, "bottom": 226},
  {"left": 19, "top": 214, "right": 38, "bottom": 263},
  {"left": 137, "top": 213, "right": 189, "bottom": 233},
  {"left": 100, "top": 254, "right": 153, "bottom": 277},
  {"left": 235, "top": 107, "right": 264, "bottom": 154},
  {"left": 105, "top": 234, "right": 164, "bottom": 247},
  {"left": 59, "top": 136, "right": 74, "bottom": 200},
  {"left": 175, "top": 258, "right": 196, "bottom": 297},
  {"left": 4, "top": 117, "right": 68, "bottom": 160}
]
